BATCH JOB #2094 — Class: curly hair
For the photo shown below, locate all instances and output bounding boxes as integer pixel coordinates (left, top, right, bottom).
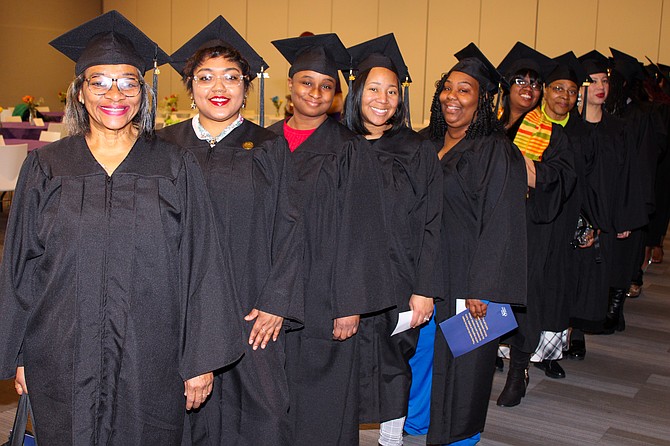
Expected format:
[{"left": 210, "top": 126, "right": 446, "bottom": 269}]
[
  {"left": 181, "top": 45, "right": 252, "bottom": 95},
  {"left": 64, "top": 69, "right": 155, "bottom": 138},
  {"left": 342, "top": 67, "right": 407, "bottom": 136},
  {"left": 428, "top": 70, "right": 503, "bottom": 141}
]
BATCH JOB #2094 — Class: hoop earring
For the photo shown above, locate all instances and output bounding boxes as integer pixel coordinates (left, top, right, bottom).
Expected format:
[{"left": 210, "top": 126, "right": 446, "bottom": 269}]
[{"left": 190, "top": 97, "right": 196, "bottom": 109}]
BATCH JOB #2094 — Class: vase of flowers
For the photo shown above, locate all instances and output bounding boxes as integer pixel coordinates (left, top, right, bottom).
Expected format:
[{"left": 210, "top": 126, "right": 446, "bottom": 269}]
[
  {"left": 22, "top": 95, "right": 43, "bottom": 124},
  {"left": 271, "top": 96, "right": 283, "bottom": 117},
  {"left": 58, "top": 91, "right": 67, "bottom": 108},
  {"left": 164, "top": 94, "right": 178, "bottom": 117}
]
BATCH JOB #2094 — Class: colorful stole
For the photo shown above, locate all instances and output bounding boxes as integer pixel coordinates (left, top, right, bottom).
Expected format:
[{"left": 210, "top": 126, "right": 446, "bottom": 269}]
[{"left": 513, "top": 107, "right": 553, "bottom": 161}]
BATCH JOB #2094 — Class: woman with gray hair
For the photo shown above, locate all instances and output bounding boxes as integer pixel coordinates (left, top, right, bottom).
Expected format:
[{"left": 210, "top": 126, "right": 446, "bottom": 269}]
[{"left": 0, "top": 11, "right": 243, "bottom": 445}]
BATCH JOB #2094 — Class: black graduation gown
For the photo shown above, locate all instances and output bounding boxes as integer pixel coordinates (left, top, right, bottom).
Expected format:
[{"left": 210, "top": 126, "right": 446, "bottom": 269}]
[
  {"left": 611, "top": 101, "right": 660, "bottom": 285},
  {"left": 570, "top": 112, "right": 648, "bottom": 329},
  {"left": 0, "top": 136, "right": 243, "bottom": 446},
  {"left": 356, "top": 128, "right": 443, "bottom": 424},
  {"left": 503, "top": 121, "right": 577, "bottom": 352},
  {"left": 267, "top": 118, "right": 395, "bottom": 446},
  {"left": 425, "top": 132, "right": 528, "bottom": 444},
  {"left": 158, "top": 119, "right": 302, "bottom": 446},
  {"left": 646, "top": 102, "right": 670, "bottom": 247}
]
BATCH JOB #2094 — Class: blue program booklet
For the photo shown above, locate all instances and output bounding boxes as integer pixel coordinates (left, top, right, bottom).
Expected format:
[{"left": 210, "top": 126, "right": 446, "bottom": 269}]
[{"left": 439, "top": 303, "right": 517, "bottom": 358}]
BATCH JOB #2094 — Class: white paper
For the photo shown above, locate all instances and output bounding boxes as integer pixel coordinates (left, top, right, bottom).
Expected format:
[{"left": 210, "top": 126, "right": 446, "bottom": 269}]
[
  {"left": 456, "top": 298, "right": 467, "bottom": 314},
  {"left": 391, "top": 310, "right": 414, "bottom": 336}
]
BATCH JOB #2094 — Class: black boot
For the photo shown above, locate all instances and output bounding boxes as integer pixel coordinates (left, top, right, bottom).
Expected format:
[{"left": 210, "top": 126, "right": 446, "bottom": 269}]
[
  {"left": 603, "top": 287, "right": 626, "bottom": 334},
  {"left": 496, "top": 348, "right": 530, "bottom": 407}
]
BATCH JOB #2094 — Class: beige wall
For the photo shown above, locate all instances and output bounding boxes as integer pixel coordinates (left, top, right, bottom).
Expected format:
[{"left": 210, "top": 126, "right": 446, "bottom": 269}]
[
  {"left": 0, "top": 1, "right": 102, "bottom": 109},
  {"left": 3, "top": 1, "right": 670, "bottom": 124}
]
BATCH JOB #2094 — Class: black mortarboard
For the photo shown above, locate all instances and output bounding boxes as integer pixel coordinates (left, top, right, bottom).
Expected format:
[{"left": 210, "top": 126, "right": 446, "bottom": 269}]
[
  {"left": 452, "top": 42, "right": 504, "bottom": 93},
  {"left": 272, "top": 33, "right": 351, "bottom": 79},
  {"left": 497, "top": 41, "right": 557, "bottom": 81},
  {"left": 169, "top": 15, "right": 267, "bottom": 80},
  {"left": 546, "top": 51, "right": 588, "bottom": 85},
  {"left": 578, "top": 50, "right": 609, "bottom": 76},
  {"left": 644, "top": 56, "right": 670, "bottom": 83},
  {"left": 610, "top": 48, "right": 646, "bottom": 84},
  {"left": 50, "top": 10, "right": 169, "bottom": 76},
  {"left": 348, "top": 33, "right": 411, "bottom": 83}
]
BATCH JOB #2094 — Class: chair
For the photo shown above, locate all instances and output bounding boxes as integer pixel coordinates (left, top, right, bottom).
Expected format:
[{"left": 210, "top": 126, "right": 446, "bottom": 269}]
[
  {"left": 47, "top": 122, "right": 67, "bottom": 135},
  {"left": 0, "top": 135, "right": 5, "bottom": 145},
  {"left": 39, "top": 131, "right": 61, "bottom": 142},
  {"left": 0, "top": 109, "right": 12, "bottom": 122},
  {"left": 3, "top": 116, "right": 22, "bottom": 123},
  {"left": 0, "top": 143, "right": 28, "bottom": 212},
  {"left": 36, "top": 106, "right": 50, "bottom": 113}
]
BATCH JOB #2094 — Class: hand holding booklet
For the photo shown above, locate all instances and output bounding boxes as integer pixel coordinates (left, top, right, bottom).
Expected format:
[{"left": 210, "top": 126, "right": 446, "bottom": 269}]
[{"left": 439, "top": 302, "right": 517, "bottom": 358}]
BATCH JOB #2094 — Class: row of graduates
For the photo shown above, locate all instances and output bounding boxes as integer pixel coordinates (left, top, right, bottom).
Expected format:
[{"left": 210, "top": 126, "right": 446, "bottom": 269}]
[
  {"left": 0, "top": 10, "right": 496, "bottom": 446},
  {"left": 1, "top": 9, "right": 665, "bottom": 446},
  {"left": 405, "top": 41, "right": 670, "bottom": 444}
]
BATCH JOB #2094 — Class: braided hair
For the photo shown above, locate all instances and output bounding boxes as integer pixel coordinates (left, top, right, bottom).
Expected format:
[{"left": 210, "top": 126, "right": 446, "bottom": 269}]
[{"left": 428, "top": 70, "right": 503, "bottom": 141}]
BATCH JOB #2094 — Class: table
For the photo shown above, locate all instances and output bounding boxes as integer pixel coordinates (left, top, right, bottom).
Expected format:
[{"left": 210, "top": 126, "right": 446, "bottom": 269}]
[
  {"left": 2, "top": 138, "right": 50, "bottom": 152},
  {"left": 0, "top": 122, "right": 48, "bottom": 139},
  {"left": 41, "top": 111, "right": 64, "bottom": 122}
]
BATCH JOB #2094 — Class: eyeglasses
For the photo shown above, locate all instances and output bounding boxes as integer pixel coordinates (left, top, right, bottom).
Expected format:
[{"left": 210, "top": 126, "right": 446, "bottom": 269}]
[
  {"left": 550, "top": 85, "right": 578, "bottom": 96},
  {"left": 192, "top": 73, "right": 246, "bottom": 89},
  {"left": 512, "top": 78, "right": 542, "bottom": 91},
  {"left": 85, "top": 75, "right": 143, "bottom": 97}
]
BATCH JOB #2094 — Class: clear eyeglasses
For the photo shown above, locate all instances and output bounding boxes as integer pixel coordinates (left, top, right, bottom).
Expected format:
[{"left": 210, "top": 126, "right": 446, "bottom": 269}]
[
  {"left": 512, "top": 78, "right": 542, "bottom": 91},
  {"left": 550, "top": 85, "right": 578, "bottom": 96},
  {"left": 192, "top": 73, "right": 246, "bottom": 89},
  {"left": 85, "top": 75, "right": 143, "bottom": 97}
]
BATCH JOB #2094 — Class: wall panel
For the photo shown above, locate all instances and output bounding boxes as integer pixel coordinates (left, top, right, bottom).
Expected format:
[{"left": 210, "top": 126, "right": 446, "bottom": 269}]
[
  {"left": 658, "top": 1, "right": 670, "bottom": 63},
  {"left": 536, "top": 0, "right": 598, "bottom": 58},
  {"left": 378, "top": 0, "right": 429, "bottom": 125},
  {"left": 480, "top": 0, "right": 537, "bottom": 65},
  {"left": 332, "top": 0, "right": 379, "bottom": 46},
  {"left": 424, "top": 0, "right": 481, "bottom": 127},
  {"left": 596, "top": 0, "right": 663, "bottom": 61},
  {"left": 246, "top": 0, "right": 290, "bottom": 120}
]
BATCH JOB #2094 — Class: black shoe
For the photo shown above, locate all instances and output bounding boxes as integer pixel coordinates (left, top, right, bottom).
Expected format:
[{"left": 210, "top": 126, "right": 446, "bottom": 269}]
[
  {"left": 496, "top": 367, "right": 529, "bottom": 407},
  {"left": 533, "top": 360, "right": 566, "bottom": 379},
  {"left": 566, "top": 340, "right": 586, "bottom": 360},
  {"left": 495, "top": 356, "right": 504, "bottom": 372}
]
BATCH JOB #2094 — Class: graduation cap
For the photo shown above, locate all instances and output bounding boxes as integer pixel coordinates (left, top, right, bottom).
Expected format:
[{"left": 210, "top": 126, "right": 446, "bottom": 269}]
[
  {"left": 610, "top": 48, "right": 646, "bottom": 84},
  {"left": 452, "top": 42, "right": 504, "bottom": 94},
  {"left": 347, "top": 33, "right": 412, "bottom": 127},
  {"left": 578, "top": 50, "right": 610, "bottom": 76},
  {"left": 50, "top": 10, "right": 169, "bottom": 76},
  {"left": 644, "top": 56, "right": 670, "bottom": 83},
  {"left": 272, "top": 33, "right": 351, "bottom": 80},
  {"left": 169, "top": 15, "right": 268, "bottom": 80},
  {"left": 348, "top": 33, "right": 410, "bottom": 83},
  {"left": 497, "top": 41, "right": 557, "bottom": 81},
  {"left": 546, "top": 51, "right": 588, "bottom": 86},
  {"left": 170, "top": 15, "right": 269, "bottom": 124}
]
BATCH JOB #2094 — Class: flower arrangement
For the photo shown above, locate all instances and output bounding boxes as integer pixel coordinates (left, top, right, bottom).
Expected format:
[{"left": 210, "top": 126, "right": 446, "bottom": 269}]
[
  {"left": 165, "top": 94, "right": 179, "bottom": 113},
  {"left": 58, "top": 91, "right": 67, "bottom": 105},
  {"left": 271, "top": 96, "right": 283, "bottom": 117},
  {"left": 22, "top": 95, "right": 44, "bottom": 120}
]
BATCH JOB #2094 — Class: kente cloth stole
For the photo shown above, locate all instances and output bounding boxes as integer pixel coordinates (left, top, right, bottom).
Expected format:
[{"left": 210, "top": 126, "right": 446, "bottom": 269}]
[{"left": 513, "top": 107, "right": 552, "bottom": 161}]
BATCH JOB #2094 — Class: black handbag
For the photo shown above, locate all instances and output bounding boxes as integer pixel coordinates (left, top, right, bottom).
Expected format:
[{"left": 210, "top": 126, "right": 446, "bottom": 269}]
[
  {"left": 3, "top": 394, "right": 37, "bottom": 446},
  {"left": 571, "top": 213, "right": 594, "bottom": 249}
]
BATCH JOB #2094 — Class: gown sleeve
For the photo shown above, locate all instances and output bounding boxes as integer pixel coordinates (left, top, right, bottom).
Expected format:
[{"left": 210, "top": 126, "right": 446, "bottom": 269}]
[
  {"left": 466, "top": 138, "right": 528, "bottom": 306},
  {"left": 413, "top": 141, "right": 443, "bottom": 300},
  {"left": 250, "top": 137, "right": 304, "bottom": 323},
  {"left": 332, "top": 138, "right": 395, "bottom": 318},
  {"left": 0, "top": 152, "right": 46, "bottom": 378},
  {"left": 528, "top": 125, "right": 577, "bottom": 224},
  {"left": 177, "top": 151, "right": 244, "bottom": 380}
]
